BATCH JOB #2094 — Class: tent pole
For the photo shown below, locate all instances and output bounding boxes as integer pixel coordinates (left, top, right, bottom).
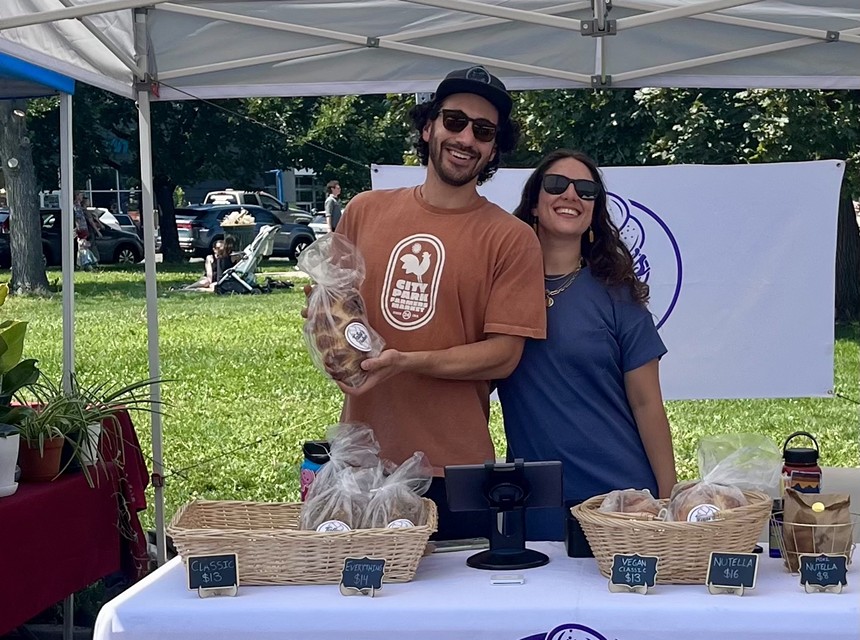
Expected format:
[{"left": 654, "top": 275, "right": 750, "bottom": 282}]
[
  {"left": 0, "top": 0, "right": 170, "bottom": 31},
  {"left": 135, "top": 7, "right": 166, "bottom": 567},
  {"left": 137, "top": 86, "right": 166, "bottom": 566},
  {"left": 59, "top": 93, "right": 74, "bottom": 393}
]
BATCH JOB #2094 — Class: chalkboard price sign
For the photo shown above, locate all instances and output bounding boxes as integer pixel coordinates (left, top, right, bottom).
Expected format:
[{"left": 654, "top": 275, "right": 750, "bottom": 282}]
[
  {"left": 706, "top": 552, "right": 758, "bottom": 595},
  {"left": 186, "top": 554, "right": 239, "bottom": 598},
  {"left": 608, "top": 554, "right": 659, "bottom": 594},
  {"left": 340, "top": 557, "right": 386, "bottom": 597},
  {"left": 799, "top": 554, "right": 848, "bottom": 594}
]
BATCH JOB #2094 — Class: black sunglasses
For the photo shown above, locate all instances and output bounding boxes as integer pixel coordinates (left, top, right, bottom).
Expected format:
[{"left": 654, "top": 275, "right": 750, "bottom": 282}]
[
  {"left": 439, "top": 109, "right": 498, "bottom": 143},
  {"left": 541, "top": 174, "right": 601, "bottom": 200}
]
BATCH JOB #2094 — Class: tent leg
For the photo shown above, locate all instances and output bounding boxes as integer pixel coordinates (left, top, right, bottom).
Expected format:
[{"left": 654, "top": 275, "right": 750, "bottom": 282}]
[
  {"left": 59, "top": 93, "right": 74, "bottom": 392},
  {"left": 62, "top": 594, "right": 73, "bottom": 640},
  {"left": 136, "top": 87, "right": 166, "bottom": 566}
]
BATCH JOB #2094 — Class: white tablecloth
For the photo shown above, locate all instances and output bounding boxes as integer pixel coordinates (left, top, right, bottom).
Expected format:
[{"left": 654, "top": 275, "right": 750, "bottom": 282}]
[{"left": 94, "top": 543, "right": 859, "bottom": 640}]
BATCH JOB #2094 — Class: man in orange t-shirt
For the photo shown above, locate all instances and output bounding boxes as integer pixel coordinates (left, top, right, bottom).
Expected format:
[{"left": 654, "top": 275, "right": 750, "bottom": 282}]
[{"left": 336, "top": 67, "right": 547, "bottom": 539}]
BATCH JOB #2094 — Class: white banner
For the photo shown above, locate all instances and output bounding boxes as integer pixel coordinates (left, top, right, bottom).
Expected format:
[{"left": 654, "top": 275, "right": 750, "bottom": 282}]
[{"left": 371, "top": 161, "right": 844, "bottom": 400}]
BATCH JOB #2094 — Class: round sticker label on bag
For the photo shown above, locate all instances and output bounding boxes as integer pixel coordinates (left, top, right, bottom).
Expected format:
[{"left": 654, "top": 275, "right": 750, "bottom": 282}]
[
  {"left": 344, "top": 322, "right": 373, "bottom": 352},
  {"left": 387, "top": 519, "right": 415, "bottom": 529},
  {"left": 687, "top": 503, "right": 720, "bottom": 522},
  {"left": 316, "top": 520, "right": 352, "bottom": 532}
]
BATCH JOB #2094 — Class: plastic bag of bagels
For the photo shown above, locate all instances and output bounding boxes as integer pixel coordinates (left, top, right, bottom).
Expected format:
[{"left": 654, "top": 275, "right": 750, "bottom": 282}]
[{"left": 299, "top": 233, "right": 384, "bottom": 388}]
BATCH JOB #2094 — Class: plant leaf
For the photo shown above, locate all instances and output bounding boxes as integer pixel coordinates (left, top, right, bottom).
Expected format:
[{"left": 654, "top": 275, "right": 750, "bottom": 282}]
[
  {"left": 1, "top": 358, "right": 40, "bottom": 397},
  {"left": 0, "top": 321, "right": 27, "bottom": 375}
]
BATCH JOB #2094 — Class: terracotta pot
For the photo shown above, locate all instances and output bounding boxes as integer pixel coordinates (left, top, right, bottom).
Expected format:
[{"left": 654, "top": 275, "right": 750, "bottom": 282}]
[{"left": 18, "top": 436, "right": 65, "bottom": 482}]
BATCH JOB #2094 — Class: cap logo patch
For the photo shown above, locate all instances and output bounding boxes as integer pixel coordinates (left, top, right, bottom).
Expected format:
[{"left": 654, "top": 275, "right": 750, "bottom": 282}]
[{"left": 465, "top": 66, "right": 491, "bottom": 84}]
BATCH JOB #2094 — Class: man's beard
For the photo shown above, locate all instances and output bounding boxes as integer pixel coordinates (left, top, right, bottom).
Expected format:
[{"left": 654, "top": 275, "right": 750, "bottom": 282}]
[{"left": 428, "top": 136, "right": 489, "bottom": 187}]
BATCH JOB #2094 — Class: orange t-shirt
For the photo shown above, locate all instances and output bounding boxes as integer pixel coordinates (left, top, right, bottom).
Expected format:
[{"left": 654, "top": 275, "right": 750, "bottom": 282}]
[{"left": 337, "top": 186, "right": 546, "bottom": 473}]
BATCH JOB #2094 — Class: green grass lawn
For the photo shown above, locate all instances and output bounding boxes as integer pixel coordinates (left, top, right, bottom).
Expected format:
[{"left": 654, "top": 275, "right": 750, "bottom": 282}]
[{"left": 5, "top": 264, "right": 859, "bottom": 533}]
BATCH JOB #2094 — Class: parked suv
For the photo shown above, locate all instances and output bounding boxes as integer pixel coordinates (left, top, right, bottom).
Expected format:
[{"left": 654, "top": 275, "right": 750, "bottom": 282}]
[
  {"left": 40, "top": 209, "right": 144, "bottom": 265},
  {"left": 175, "top": 204, "right": 315, "bottom": 259},
  {"left": 203, "top": 190, "right": 313, "bottom": 224}
]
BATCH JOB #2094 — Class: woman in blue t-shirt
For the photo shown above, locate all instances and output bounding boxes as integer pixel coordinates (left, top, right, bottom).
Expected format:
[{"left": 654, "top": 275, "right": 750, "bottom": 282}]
[{"left": 497, "top": 149, "right": 676, "bottom": 549}]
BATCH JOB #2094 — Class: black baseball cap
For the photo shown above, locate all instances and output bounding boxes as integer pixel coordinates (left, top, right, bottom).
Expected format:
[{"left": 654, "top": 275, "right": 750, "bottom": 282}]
[{"left": 433, "top": 66, "right": 512, "bottom": 121}]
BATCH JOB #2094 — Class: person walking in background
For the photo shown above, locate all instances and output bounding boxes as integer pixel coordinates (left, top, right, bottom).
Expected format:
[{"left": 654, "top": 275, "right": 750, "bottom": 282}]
[
  {"left": 497, "top": 148, "right": 676, "bottom": 549},
  {"left": 324, "top": 66, "right": 546, "bottom": 540},
  {"left": 73, "top": 191, "right": 97, "bottom": 270},
  {"left": 73, "top": 191, "right": 88, "bottom": 241},
  {"left": 324, "top": 180, "right": 343, "bottom": 232},
  {"left": 81, "top": 197, "right": 104, "bottom": 239},
  {"left": 81, "top": 196, "right": 104, "bottom": 264}
]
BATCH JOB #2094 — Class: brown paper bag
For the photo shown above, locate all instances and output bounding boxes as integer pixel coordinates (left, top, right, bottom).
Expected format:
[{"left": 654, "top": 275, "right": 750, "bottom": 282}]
[{"left": 782, "top": 489, "right": 852, "bottom": 572}]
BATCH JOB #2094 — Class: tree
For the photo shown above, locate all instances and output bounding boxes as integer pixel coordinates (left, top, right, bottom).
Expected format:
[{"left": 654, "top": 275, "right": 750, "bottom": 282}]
[
  {"left": 253, "top": 94, "right": 414, "bottom": 198},
  {"left": 148, "top": 97, "right": 310, "bottom": 261},
  {"left": 514, "top": 89, "right": 647, "bottom": 167},
  {"left": 0, "top": 100, "right": 49, "bottom": 296}
]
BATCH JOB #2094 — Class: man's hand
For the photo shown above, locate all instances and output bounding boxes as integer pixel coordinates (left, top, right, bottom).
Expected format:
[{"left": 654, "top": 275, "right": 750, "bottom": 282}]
[{"left": 337, "top": 349, "right": 406, "bottom": 396}]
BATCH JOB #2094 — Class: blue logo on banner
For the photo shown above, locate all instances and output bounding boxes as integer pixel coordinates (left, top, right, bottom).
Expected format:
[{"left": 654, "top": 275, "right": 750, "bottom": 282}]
[
  {"left": 520, "top": 622, "right": 611, "bottom": 640},
  {"left": 607, "top": 192, "right": 683, "bottom": 329}
]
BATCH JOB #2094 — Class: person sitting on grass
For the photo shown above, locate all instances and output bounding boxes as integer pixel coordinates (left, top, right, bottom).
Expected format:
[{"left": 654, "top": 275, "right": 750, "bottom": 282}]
[{"left": 181, "top": 236, "right": 237, "bottom": 291}]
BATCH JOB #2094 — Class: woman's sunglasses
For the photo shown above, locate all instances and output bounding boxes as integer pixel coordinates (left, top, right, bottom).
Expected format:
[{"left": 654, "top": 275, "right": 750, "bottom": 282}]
[
  {"left": 542, "top": 174, "right": 601, "bottom": 200},
  {"left": 439, "top": 109, "right": 498, "bottom": 143}
]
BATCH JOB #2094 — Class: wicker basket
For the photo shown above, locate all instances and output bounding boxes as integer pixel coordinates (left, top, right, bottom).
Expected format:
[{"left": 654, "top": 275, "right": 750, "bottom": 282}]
[
  {"left": 167, "top": 498, "right": 438, "bottom": 585},
  {"left": 571, "top": 490, "right": 771, "bottom": 584}
]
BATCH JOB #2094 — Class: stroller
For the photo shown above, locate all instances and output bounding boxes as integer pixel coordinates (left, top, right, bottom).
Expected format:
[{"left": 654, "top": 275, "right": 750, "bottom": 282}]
[{"left": 215, "top": 225, "right": 292, "bottom": 295}]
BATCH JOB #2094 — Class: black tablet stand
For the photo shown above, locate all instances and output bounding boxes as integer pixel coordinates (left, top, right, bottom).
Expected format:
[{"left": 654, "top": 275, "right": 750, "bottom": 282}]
[{"left": 466, "top": 460, "right": 549, "bottom": 570}]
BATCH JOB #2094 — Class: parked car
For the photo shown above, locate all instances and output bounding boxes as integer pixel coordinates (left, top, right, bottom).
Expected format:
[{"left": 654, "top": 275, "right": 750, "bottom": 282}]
[
  {"left": 175, "top": 204, "right": 315, "bottom": 259},
  {"left": 40, "top": 209, "right": 144, "bottom": 265},
  {"left": 202, "top": 190, "right": 313, "bottom": 224},
  {"left": 0, "top": 234, "right": 9, "bottom": 268},
  {"left": 309, "top": 214, "right": 331, "bottom": 239}
]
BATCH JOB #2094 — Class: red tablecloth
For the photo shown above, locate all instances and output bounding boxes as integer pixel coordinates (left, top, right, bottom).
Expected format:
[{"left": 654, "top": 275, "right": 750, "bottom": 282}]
[{"left": 0, "top": 410, "right": 149, "bottom": 634}]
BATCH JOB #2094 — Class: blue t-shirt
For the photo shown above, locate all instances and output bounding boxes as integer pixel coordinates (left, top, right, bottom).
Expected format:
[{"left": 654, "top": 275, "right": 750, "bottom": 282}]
[{"left": 497, "top": 267, "right": 666, "bottom": 539}]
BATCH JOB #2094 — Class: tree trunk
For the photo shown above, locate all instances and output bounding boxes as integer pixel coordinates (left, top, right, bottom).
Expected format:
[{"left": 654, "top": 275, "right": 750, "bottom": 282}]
[
  {"left": 0, "top": 101, "right": 50, "bottom": 296},
  {"left": 154, "top": 175, "right": 185, "bottom": 264},
  {"left": 835, "top": 193, "right": 860, "bottom": 322}
]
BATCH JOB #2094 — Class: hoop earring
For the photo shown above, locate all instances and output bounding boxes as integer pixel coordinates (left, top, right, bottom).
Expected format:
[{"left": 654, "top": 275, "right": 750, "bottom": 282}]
[{"left": 588, "top": 227, "right": 595, "bottom": 243}]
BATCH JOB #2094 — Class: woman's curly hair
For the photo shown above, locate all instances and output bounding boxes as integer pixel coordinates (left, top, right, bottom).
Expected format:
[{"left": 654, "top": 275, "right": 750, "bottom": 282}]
[
  {"left": 514, "top": 149, "right": 650, "bottom": 305},
  {"left": 408, "top": 98, "right": 521, "bottom": 185}
]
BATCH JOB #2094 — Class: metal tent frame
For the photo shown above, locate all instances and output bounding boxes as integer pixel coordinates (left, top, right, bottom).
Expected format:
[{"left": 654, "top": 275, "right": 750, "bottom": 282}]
[{"left": 1, "top": 0, "right": 858, "bottom": 567}]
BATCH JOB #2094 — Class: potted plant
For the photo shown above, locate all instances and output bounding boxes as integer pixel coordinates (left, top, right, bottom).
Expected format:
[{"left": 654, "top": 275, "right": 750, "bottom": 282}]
[
  {"left": 27, "top": 373, "right": 162, "bottom": 487},
  {"left": 0, "top": 283, "right": 41, "bottom": 495},
  {"left": 65, "top": 373, "right": 162, "bottom": 473},
  {"left": 15, "top": 402, "right": 68, "bottom": 482}
]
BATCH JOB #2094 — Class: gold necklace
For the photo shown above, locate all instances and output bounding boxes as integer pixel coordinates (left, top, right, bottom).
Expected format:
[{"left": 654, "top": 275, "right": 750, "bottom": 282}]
[{"left": 545, "top": 265, "right": 582, "bottom": 307}]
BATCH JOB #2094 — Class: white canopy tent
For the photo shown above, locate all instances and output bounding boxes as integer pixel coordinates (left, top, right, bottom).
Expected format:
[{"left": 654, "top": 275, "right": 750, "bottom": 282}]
[
  {"left": 1, "top": 1, "right": 858, "bottom": 566},
  {"left": 2, "top": 0, "right": 860, "bottom": 97}
]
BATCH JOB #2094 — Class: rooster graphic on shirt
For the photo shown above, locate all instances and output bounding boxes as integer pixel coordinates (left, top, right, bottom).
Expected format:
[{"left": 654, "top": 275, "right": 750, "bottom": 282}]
[
  {"left": 382, "top": 234, "right": 444, "bottom": 330},
  {"left": 399, "top": 251, "right": 432, "bottom": 283}
]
